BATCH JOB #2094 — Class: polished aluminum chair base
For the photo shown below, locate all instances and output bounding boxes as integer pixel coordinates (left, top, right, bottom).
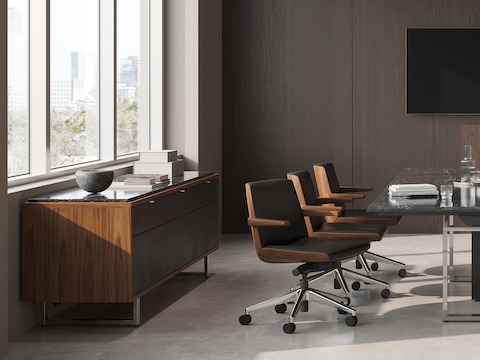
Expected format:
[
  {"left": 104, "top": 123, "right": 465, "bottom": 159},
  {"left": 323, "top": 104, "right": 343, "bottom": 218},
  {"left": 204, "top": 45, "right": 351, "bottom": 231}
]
[
  {"left": 361, "top": 251, "right": 407, "bottom": 277},
  {"left": 299, "top": 259, "right": 390, "bottom": 298},
  {"left": 239, "top": 263, "right": 358, "bottom": 333}
]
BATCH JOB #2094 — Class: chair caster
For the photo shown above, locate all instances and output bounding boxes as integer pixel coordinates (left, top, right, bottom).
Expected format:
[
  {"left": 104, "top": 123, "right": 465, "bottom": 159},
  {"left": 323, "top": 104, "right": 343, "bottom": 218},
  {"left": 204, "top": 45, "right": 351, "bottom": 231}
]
[
  {"left": 341, "top": 297, "right": 351, "bottom": 306},
  {"left": 283, "top": 322, "right": 296, "bottom": 334},
  {"left": 275, "top": 304, "right": 287, "bottom": 313},
  {"left": 398, "top": 268, "right": 407, "bottom": 278},
  {"left": 239, "top": 314, "right": 252, "bottom": 325},
  {"left": 370, "top": 262, "right": 379, "bottom": 271},
  {"left": 338, "top": 308, "right": 348, "bottom": 315},
  {"left": 352, "top": 281, "right": 361, "bottom": 290},
  {"left": 381, "top": 288, "right": 390, "bottom": 299},
  {"left": 345, "top": 316, "right": 358, "bottom": 327}
]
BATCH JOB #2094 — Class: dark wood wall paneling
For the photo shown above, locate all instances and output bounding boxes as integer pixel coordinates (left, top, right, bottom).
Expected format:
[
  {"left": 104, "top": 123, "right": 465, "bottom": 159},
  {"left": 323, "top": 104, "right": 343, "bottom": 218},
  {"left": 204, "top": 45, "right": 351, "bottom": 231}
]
[
  {"left": 353, "top": 0, "right": 480, "bottom": 232},
  {"left": 222, "top": 0, "right": 352, "bottom": 233},
  {"left": 222, "top": 0, "right": 480, "bottom": 233}
]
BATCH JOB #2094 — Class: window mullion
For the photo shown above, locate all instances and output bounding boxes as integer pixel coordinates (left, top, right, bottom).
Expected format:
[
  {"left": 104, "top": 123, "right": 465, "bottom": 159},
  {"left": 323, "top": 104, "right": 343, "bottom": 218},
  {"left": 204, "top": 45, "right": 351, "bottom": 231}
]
[
  {"left": 149, "top": 0, "right": 163, "bottom": 150},
  {"left": 29, "top": 0, "right": 49, "bottom": 175},
  {"left": 138, "top": 0, "right": 150, "bottom": 151},
  {"left": 100, "top": 0, "right": 115, "bottom": 160}
]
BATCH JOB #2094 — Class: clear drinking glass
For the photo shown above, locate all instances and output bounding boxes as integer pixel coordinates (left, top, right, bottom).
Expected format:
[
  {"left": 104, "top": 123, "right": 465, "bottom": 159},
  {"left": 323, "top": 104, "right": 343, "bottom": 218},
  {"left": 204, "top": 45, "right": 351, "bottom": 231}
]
[
  {"left": 461, "top": 144, "right": 476, "bottom": 182},
  {"left": 440, "top": 185, "right": 453, "bottom": 200}
]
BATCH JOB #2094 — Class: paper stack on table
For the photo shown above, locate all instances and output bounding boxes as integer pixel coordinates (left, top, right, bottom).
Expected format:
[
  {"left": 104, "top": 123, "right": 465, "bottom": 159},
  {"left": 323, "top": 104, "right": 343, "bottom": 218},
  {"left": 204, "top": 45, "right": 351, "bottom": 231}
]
[{"left": 388, "top": 183, "right": 439, "bottom": 197}]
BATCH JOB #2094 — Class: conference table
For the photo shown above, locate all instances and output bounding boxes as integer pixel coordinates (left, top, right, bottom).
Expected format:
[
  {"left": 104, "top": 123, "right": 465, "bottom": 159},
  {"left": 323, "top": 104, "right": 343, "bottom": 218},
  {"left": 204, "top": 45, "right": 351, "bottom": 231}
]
[{"left": 367, "top": 168, "right": 480, "bottom": 321}]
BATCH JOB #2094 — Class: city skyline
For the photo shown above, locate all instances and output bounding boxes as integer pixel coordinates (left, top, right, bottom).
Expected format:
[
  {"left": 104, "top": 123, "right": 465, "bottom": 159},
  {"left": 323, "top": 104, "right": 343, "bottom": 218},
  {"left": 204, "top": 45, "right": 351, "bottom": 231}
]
[{"left": 8, "top": 0, "right": 141, "bottom": 111}]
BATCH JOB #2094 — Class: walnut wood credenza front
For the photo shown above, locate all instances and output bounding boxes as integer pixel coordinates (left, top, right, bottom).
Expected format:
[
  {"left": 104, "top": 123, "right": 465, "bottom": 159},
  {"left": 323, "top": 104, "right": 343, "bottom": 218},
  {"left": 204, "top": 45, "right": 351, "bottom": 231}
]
[{"left": 22, "top": 171, "right": 219, "bottom": 323}]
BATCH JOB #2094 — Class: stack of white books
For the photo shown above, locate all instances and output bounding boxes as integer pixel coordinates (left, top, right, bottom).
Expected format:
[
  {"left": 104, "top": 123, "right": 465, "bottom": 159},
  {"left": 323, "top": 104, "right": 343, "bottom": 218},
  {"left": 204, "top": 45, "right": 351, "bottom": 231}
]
[
  {"left": 388, "top": 183, "right": 439, "bottom": 197},
  {"left": 133, "top": 150, "right": 184, "bottom": 178},
  {"left": 109, "top": 173, "right": 169, "bottom": 190}
]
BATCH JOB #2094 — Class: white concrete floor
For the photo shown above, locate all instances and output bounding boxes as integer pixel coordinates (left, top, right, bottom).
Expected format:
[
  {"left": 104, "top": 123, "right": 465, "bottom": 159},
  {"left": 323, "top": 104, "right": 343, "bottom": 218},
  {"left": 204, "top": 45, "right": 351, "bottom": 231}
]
[{"left": 6, "top": 233, "right": 480, "bottom": 360}]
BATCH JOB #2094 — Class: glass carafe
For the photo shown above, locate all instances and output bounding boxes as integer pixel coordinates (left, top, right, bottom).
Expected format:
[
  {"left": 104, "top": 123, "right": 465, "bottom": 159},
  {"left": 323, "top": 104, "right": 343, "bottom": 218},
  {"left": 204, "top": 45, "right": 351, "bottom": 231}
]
[{"left": 461, "top": 144, "right": 476, "bottom": 182}]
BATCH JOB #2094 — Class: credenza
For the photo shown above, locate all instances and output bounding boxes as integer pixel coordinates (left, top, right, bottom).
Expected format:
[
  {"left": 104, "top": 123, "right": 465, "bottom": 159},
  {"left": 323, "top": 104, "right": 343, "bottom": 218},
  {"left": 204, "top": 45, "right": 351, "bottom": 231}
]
[{"left": 22, "top": 171, "right": 219, "bottom": 324}]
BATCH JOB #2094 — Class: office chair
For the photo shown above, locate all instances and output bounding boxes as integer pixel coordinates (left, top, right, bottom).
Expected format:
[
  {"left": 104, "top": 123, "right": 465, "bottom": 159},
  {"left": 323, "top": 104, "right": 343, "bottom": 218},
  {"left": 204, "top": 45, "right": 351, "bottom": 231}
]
[
  {"left": 240, "top": 179, "right": 372, "bottom": 333},
  {"left": 313, "top": 163, "right": 406, "bottom": 277},
  {"left": 287, "top": 170, "right": 392, "bottom": 294}
]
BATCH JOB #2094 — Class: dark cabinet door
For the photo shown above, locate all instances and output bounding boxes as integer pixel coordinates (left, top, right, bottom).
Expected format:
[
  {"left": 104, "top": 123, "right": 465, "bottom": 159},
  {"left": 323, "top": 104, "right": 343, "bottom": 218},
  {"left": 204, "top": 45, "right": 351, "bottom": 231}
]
[
  {"left": 205, "top": 202, "right": 219, "bottom": 252},
  {"left": 180, "top": 211, "right": 196, "bottom": 264},
  {"left": 132, "top": 231, "right": 151, "bottom": 295},
  {"left": 165, "top": 218, "right": 184, "bottom": 275},
  {"left": 150, "top": 225, "right": 168, "bottom": 283},
  {"left": 193, "top": 202, "right": 219, "bottom": 258}
]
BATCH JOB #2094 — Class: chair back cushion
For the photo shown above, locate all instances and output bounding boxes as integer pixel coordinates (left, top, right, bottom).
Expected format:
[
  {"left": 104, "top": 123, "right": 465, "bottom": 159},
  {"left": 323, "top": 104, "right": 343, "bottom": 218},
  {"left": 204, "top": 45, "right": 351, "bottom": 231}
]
[
  {"left": 248, "top": 179, "right": 308, "bottom": 247},
  {"left": 316, "top": 162, "right": 341, "bottom": 193},
  {"left": 288, "top": 170, "right": 324, "bottom": 229},
  {"left": 288, "top": 171, "right": 318, "bottom": 205}
]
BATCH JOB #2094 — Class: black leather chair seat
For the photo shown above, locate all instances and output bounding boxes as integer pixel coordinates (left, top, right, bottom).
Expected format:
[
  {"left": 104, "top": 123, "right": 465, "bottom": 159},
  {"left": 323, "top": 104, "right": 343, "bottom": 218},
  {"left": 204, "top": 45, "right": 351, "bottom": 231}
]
[
  {"left": 266, "top": 237, "right": 370, "bottom": 262},
  {"left": 342, "top": 209, "right": 402, "bottom": 221},
  {"left": 318, "top": 222, "right": 388, "bottom": 236}
]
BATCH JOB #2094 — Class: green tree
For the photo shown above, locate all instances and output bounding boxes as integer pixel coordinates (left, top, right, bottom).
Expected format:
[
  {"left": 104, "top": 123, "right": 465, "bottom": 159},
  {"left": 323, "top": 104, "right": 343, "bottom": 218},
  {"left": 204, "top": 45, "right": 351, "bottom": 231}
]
[
  {"left": 117, "top": 97, "right": 138, "bottom": 154},
  {"left": 50, "top": 107, "right": 98, "bottom": 168},
  {"left": 7, "top": 109, "right": 28, "bottom": 176}
]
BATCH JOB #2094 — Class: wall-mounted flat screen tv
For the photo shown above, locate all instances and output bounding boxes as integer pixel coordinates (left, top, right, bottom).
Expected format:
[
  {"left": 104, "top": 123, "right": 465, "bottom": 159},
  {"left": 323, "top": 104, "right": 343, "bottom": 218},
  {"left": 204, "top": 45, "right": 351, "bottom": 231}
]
[{"left": 407, "top": 28, "right": 480, "bottom": 114}]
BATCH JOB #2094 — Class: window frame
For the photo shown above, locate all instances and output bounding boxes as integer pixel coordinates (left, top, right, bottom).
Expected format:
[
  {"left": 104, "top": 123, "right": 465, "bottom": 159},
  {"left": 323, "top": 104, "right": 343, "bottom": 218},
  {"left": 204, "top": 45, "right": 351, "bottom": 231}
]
[
  {"left": 7, "top": 0, "right": 30, "bottom": 178},
  {"left": 7, "top": 0, "right": 163, "bottom": 187}
]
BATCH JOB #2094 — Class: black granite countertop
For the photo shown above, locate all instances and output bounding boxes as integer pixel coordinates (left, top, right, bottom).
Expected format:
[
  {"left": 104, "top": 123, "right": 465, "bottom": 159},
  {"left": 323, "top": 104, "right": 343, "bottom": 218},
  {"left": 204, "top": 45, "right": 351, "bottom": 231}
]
[
  {"left": 367, "top": 168, "right": 480, "bottom": 216},
  {"left": 27, "top": 171, "right": 216, "bottom": 203}
]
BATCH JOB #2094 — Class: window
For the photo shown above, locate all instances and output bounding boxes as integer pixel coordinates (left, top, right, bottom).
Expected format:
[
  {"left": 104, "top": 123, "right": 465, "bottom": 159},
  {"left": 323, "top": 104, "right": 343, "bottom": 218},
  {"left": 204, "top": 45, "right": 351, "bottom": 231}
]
[
  {"left": 7, "top": 0, "right": 29, "bottom": 177},
  {"left": 50, "top": 0, "right": 99, "bottom": 168},
  {"left": 7, "top": 0, "right": 163, "bottom": 183},
  {"left": 117, "top": 0, "right": 140, "bottom": 156}
]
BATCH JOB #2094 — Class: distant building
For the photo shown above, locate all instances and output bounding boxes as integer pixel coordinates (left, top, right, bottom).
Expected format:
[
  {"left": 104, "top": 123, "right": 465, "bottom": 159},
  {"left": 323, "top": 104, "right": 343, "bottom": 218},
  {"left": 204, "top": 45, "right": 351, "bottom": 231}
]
[
  {"left": 119, "top": 55, "right": 139, "bottom": 87},
  {"left": 71, "top": 51, "right": 98, "bottom": 110}
]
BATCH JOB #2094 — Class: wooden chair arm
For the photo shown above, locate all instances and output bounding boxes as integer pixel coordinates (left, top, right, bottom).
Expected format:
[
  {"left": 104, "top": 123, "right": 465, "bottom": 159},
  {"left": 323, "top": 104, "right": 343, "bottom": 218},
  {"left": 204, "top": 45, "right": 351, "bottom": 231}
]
[
  {"left": 247, "top": 217, "right": 290, "bottom": 227},
  {"left": 326, "top": 193, "right": 366, "bottom": 200},
  {"left": 301, "top": 205, "right": 342, "bottom": 217},
  {"left": 317, "top": 197, "right": 351, "bottom": 204},
  {"left": 339, "top": 186, "right": 373, "bottom": 192},
  {"left": 310, "top": 232, "right": 381, "bottom": 241}
]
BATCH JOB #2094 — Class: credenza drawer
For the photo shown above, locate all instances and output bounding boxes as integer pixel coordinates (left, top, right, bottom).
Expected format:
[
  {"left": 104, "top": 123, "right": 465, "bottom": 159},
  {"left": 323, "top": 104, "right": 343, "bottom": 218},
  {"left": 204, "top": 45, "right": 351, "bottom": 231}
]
[{"left": 131, "top": 178, "right": 218, "bottom": 236}]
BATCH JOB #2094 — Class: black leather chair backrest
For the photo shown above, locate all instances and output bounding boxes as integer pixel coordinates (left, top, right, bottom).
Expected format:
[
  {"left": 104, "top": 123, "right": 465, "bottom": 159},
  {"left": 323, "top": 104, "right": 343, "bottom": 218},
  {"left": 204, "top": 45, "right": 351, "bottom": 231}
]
[
  {"left": 288, "top": 171, "right": 318, "bottom": 205},
  {"left": 316, "top": 162, "right": 341, "bottom": 193},
  {"left": 248, "top": 179, "right": 308, "bottom": 247},
  {"left": 288, "top": 170, "right": 325, "bottom": 229}
]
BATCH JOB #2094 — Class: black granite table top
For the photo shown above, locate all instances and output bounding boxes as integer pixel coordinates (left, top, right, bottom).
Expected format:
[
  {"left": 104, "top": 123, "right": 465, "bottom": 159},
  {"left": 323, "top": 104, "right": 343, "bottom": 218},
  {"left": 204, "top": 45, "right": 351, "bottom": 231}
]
[
  {"left": 367, "top": 168, "right": 480, "bottom": 216},
  {"left": 27, "top": 171, "right": 216, "bottom": 203}
]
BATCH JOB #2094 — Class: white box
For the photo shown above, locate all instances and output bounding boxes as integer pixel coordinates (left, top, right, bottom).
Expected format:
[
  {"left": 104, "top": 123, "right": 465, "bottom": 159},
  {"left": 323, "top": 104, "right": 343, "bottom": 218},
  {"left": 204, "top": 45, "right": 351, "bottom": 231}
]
[
  {"left": 139, "top": 150, "right": 177, "bottom": 163},
  {"left": 133, "top": 159, "right": 184, "bottom": 178}
]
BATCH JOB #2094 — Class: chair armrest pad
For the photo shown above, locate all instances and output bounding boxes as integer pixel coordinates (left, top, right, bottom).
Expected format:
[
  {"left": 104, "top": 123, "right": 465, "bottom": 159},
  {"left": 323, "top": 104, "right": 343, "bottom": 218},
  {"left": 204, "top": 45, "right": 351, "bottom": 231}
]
[
  {"left": 311, "top": 232, "right": 380, "bottom": 240},
  {"left": 339, "top": 186, "right": 373, "bottom": 192},
  {"left": 301, "top": 205, "right": 342, "bottom": 217},
  {"left": 317, "top": 197, "right": 351, "bottom": 204},
  {"left": 327, "top": 193, "right": 366, "bottom": 200},
  {"left": 247, "top": 217, "right": 290, "bottom": 227}
]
